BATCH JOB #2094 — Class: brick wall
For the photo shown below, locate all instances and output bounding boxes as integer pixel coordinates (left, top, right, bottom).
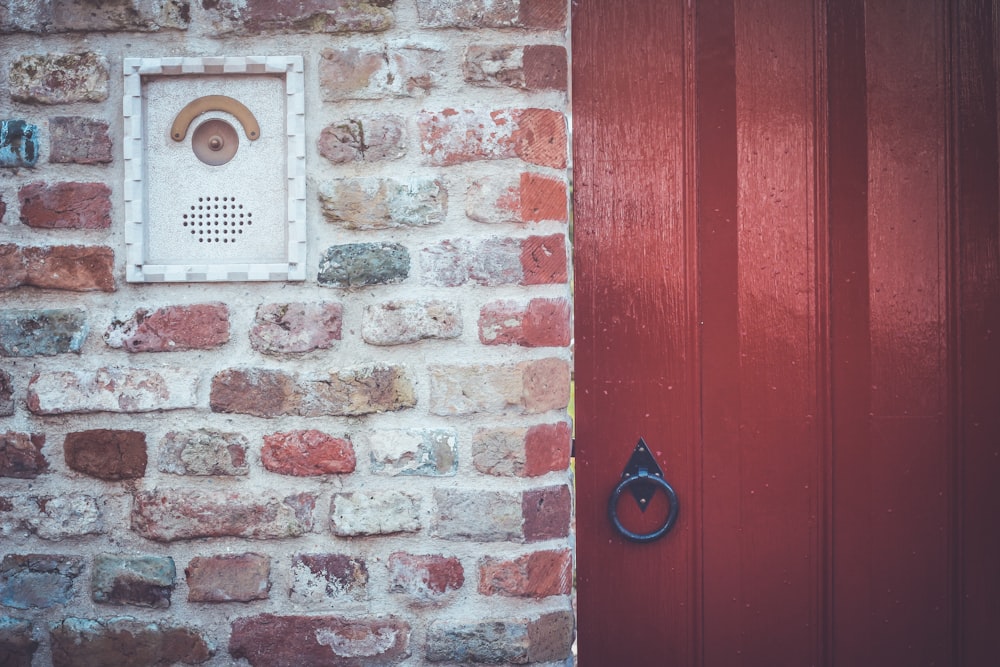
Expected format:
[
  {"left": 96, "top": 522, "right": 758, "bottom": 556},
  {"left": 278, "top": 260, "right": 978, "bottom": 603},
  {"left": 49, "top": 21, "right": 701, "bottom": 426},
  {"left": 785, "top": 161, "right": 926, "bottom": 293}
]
[{"left": 0, "top": 1, "right": 572, "bottom": 665}]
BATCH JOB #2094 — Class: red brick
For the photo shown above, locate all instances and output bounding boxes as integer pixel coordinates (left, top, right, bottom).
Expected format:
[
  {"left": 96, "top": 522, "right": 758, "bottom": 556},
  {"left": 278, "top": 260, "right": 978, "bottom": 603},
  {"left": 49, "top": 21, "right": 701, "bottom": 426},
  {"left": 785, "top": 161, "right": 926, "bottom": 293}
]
[
  {"left": 419, "top": 108, "right": 566, "bottom": 168},
  {"left": 387, "top": 553, "right": 464, "bottom": 603},
  {"left": 520, "top": 234, "right": 568, "bottom": 285},
  {"left": 466, "top": 172, "right": 567, "bottom": 224},
  {"left": 520, "top": 172, "right": 567, "bottom": 221},
  {"left": 479, "top": 297, "right": 570, "bottom": 347},
  {"left": 216, "top": 0, "right": 394, "bottom": 34},
  {"left": 19, "top": 182, "right": 111, "bottom": 229},
  {"left": 320, "top": 46, "right": 441, "bottom": 101},
  {"left": 262, "top": 430, "right": 356, "bottom": 476},
  {"left": 0, "top": 616, "right": 38, "bottom": 666},
  {"left": 522, "top": 357, "right": 571, "bottom": 413},
  {"left": 290, "top": 553, "right": 368, "bottom": 602},
  {"left": 521, "top": 0, "right": 568, "bottom": 29},
  {"left": 523, "top": 45, "right": 568, "bottom": 90},
  {"left": 524, "top": 422, "right": 572, "bottom": 476},
  {"left": 250, "top": 302, "right": 343, "bottom": 354},
  {"left": 18, "top": 245, "right": 115, "bottom": 292},
  {"left": 0, "top": 432, "right": 47, "bottom": 479},
  {"left": 63, "top": 430, "right": 146, "bottom": 481},
  {"left": 50, "top": 618, "right": 210, "bottom": 667},
  {"left": 0, "top": 244, "right": 27, "bottom": 289},
  {"left": 478, "top": 549, "right": 572, "bottom": 598},
  {"left": 48, "top": 116, "right": 113, "bottom": 164},
  {"left": 104, "top": 303, "right": 230, "bottom": 352},
  {"left": 186, "top": 553, "right": 270, "bottom": 602},
  {"left": 9, "top": 52, "right": 109, "bottom": 105},
  {"left": 522, "top": 485, "right": 572, "bottom": 542},
  {"left": 229, "top": 614, "right": 410, "bottom": 666},
  {"left": 0, "top": 369, "right": 14, "bottom": 416},
  {"left": 209, "top": 368, "right": 300, "bottom": 417}
]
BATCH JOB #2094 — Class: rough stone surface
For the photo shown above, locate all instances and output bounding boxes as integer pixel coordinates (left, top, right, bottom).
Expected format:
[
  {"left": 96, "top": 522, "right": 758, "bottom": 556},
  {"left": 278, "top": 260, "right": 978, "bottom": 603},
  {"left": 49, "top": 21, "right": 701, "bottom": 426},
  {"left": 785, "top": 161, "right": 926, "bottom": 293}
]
[
  {"left": 210, "top": 364, "right": 415, "bottom": 417},
  {"left": 522, "top": 485, "right": 572, "bottom": 542},
  {"left": 433, "top": 489, "right": 522, "bottom": 542},
  {"left": 319, "top": 45, "right": 441, "bottom": 101},
  {"left": 131, "top": 489, "right": 315, "bottom": 542},
  {"left": 0, "top": 433, "right": 47, "bottom": 479},
  {"left": 362, "top": 300, "right": 461, "bottom": 346},
  {"left": 157, "top": 429, "right": 249, "bottom": 476},
  {"left": 0, "top": 245, "right": 116, "bottom": 293},
  {"left": 416, "top": 0, "right": 566, "bottom": 29},
  {"left": 387, "top": 553, "right": 463, "bottom": 605},
  {"left": 262, "top": 430, "right": 356, "bottom": 476},
  {"left": 319, "top": 178, "right": 446, "bottom": 230},
  {"left": 478, "top": 549, "right": 572, "bottom": 598},
  {"left": 18, "top": 181, "right": 111, "bottom": 229},
  {"left": 250, "top": 302, "right": 342, "bottom": 354},
  {"left": 0, "top": 309, "right": 88, "bottom": 357},
  {"left": 478, "top": 297, "right": 571, "bottom": 347},
  {"left": 467, "top": 172, "right": 568, "bottom": 224},
  {"left": 318, "top": 242, "right": 410, "bottom": 287},
  {"left": 91, "top": 554, "right": 175, "bottom": 608},
  {"left": 0, "top": 370, "right": 13, "bottom": 417},
  {"left": 210, "top": 0, "right": 394, "bottom": 35},
  {"left": 9, "top": 52, "right": 109, "bottom": 105},
  {"left": 330, "top": 491, "right": 421, "bottom": 536},
  {"left": 48, "top": 116, "right": 113, "bottom": 164},
  {"left": 318, "top": 115, "right": 406, "bottom": 164},
  {"left": 0, "top": 616, "right": 38, "bottom": 667},
  {"left": 49, "top": 617, "right": 211, "bottom": 667},
  {"left": 28, "top": 366, "right": 199, "bottom": 415},
  {"left": 419, "top": 108, "right": 567, "bottom": 168},
  {"left": 425, "top": 618, "right": 528, "bottom": 664},
  {"left": 104, "top": 303, "right": 230, "bottom": 352},
  {"left": 63, "top": 429, "right": 147, "bottom": 481},
  {"left": 0, "top": 0, "right": 191, "bottom": 33},
  {"left": 186, "top": 553, "right": 270, "bottom": 602},
  {"left": 290, "top": 553, "right": 367, "bottom": 603},
  {"left": 0, "top": 493, "right": 104, "bottom": 540},
  {"left": 367, "top": 428, "right": 457, "bottom": 476},
  {"left": 428, "top": 358, "right": 570, "bottom": 416},
  {"left": 229, "top": 614, "right": 410, "bottom": 667},
  {"left": 0, "top": 554, "right": 84, "bottom": 609}
]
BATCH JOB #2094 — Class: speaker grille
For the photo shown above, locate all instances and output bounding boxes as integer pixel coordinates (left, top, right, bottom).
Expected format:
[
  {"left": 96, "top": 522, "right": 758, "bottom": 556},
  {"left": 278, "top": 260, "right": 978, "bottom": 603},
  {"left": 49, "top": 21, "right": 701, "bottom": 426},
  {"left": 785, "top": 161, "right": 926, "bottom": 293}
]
[{"left": 182, "top": 196, "right": 253, "bottom": 244}]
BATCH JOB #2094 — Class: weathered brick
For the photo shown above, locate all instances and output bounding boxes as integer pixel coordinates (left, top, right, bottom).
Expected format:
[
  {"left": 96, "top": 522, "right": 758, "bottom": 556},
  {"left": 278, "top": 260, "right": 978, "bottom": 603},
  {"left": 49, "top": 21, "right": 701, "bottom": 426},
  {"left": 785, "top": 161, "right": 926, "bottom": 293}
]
[
  {"left": 320, "top": 45, "right": 441, "bottom": 101},
  {"left": 419, "top": 108, "right": 566, "bottom": 168},
  {"left": 210, "top": 364, "right": 415, "bottom": 417},
  {"left": 330, "top": 491, "right": 421, "bottom": 536},
  {"left": 428, "top": 358, "right": 570, "bottom": 416},
  {"left": 158, "top": 429, "right": 249, "bottom": 476},
  {"left": 131, "top": 489, "right": 315, "bottom": 542},
  {"left": 229, "top": 614, "right": 409, "bottom": 667},
  {"left": 523, "top": 485, "right": 572, "bottom": 542},
  {"left": 421, "top": 235, "right": 567, "bottom": 287},
  {"left": 18, "top": 182, "right": 111, "bottom": 229},
  {"left": 318, "top": 242, "right": 410, "bottom": 287},
  {"left": 367, "top": 428, "right": 457, "bottom": 477},
  {"left": 290, "top": 553, "right": 367, "bottom": 603},
  {"left": 91, "top": 554, "right": 175, "bottom": 608},
  {"left": 464, "top": 45, "right": 567, "bottom": 91},
  {"left": 0, "top": 1, "right": 191, "bottom": 33},
  {"left": 0, "top": 493, "right": 104, "bottom": 540},
  {"left": 48, "top": 116, "right": 113, "bottom": 164},
  {"left": 0, "top": 120, "right": 40, "bottom": 168},
  {"left": 0, "top": 370, "right": 13, "bottom": 416},
  {"left": 318, "top": 115, "right": 406, "bottom": 164},
  {"left": 473, "top": 422, "right": 570, "bottom": 478},
  {"left": 0, "top": 616, "right": 38, "bottom": 667},
  {"left": 433, "top": 489, "right": 522, "bottom": 542},
  {"left": 9, "top": 52, "right": 109, "bottom": 105},
  {"left": 362, "top": 299, "right": 461, "bottom": 346},
  {"left": 104, "top": 303, "right": 229, "bottom": 352},
  {"left": 319, "top": 178, "right": 446, "bottom": 230},
  {"left": 0, "top": 245, "right": 116, "bottom": 292},
  {"left": 50, "top": 617, "right": 211, "bottom": 667},
  {"left": 250, "top": 302, "right": 342, "bottom": 355},
  {"left": 28, "top": 366, "right": 199, "bottom": 415},
  {"left": 63, "top": 430, "right": 146, "bottom": 481},
  {"left": 467, "top": 172, "right": 567, "bottom": 224},
  {"left": 479, "top": 297, "right": 571, "bottom": 347},
  {"left": 0, "top": 554, "right": 84, "bottom": 609},
  {"left": 210, "top": 0, "right": 394, "bottom": 35},
  {"left": 0, "top": 309, "right": 88, "bottom": 357},
  {"left": 478, "top": 549, "right": 571, "bottom": 598},
  {"left": 262, "top": 430, "right": 356, "bottom": 476},
  {"left": 387, "top": 553, "right": 463, "bottom": 604},
  {"left": 426, "top": 610, "right": 573, "bottom": 664},
  {"left": 0, "top": 432, "right": 48, "bottom": 479},
  {"left": 186, "top": 553, "right": 270, "bottom": 602},
  {"left": 416, "top": 0, "right": 565, "bottom": 28}
]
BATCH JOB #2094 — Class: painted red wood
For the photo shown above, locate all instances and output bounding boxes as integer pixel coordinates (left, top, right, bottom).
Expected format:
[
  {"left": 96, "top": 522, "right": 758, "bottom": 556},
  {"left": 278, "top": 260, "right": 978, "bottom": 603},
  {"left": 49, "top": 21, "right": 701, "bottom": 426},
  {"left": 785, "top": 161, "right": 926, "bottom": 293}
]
[{"left": 573, "top": 0, "right": 1000, "bottom": 665}]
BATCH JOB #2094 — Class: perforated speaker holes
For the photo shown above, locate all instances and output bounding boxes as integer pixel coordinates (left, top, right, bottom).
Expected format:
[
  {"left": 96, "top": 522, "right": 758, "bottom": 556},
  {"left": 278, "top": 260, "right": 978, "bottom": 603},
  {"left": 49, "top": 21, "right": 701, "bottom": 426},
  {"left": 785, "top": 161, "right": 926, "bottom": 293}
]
[{"left": 182, "top": 196, "right": 252, "bottom": 243}]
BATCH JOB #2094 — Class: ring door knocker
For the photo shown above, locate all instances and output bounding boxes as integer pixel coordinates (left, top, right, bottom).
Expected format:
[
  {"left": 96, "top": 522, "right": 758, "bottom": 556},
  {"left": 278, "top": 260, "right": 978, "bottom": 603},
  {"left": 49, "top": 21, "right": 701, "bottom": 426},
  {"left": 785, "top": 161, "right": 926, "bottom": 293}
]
[{"left": 608, "top": 438, "right": 679, "bottom": 543}]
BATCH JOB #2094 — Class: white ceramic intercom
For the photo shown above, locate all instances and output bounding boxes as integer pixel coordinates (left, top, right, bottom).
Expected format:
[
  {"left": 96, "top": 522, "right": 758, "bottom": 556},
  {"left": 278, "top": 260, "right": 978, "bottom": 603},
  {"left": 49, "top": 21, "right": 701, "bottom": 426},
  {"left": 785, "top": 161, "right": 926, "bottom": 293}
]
[{"left": 123, "top": 56, "right": 306, "bottom": 282}]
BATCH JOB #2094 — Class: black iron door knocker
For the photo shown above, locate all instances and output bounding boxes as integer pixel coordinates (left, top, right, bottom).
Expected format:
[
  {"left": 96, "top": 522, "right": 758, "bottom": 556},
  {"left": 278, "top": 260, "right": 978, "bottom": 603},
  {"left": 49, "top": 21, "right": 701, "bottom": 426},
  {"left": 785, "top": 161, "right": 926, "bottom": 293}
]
[{"left": 608, "top": 438, "right": 679, "bottom": 543}]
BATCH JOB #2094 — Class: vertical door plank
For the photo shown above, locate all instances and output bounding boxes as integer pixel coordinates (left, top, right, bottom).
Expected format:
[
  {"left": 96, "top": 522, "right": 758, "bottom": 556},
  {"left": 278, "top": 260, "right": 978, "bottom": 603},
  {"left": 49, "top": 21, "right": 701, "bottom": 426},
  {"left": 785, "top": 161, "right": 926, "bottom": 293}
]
[{"left": 572, "top": 1, "right": 698, "bottom": 663}]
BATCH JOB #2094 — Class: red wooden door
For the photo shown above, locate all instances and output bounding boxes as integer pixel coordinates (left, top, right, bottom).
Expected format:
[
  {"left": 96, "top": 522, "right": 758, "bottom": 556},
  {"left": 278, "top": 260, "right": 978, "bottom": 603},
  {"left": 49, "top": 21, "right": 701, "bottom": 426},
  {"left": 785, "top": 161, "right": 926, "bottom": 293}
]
[{"left": 572, "top": 1, "right": 1000, "bottom": 665}]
